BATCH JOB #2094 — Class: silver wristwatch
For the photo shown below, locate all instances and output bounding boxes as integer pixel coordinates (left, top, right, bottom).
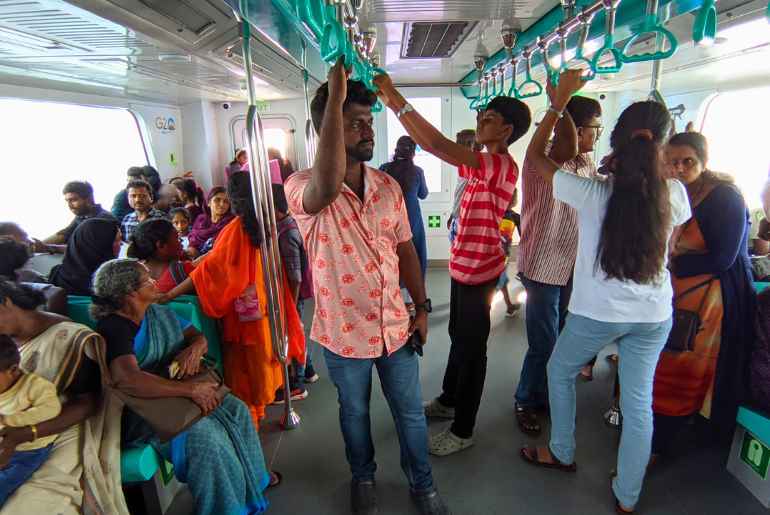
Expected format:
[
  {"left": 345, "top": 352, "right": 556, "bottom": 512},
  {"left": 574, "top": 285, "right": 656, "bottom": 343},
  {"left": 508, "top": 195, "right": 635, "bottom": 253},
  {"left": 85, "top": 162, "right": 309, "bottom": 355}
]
[{"left": 396, "top": 103, "right": 415, "bottom": 119}]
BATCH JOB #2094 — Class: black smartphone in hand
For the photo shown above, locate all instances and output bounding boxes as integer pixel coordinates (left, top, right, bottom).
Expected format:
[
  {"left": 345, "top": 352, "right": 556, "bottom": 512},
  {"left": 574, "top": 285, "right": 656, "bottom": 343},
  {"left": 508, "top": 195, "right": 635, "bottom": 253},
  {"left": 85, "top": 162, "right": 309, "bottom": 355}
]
[{"left": 408, "top": 331, "right": 424, "bottom": 357}]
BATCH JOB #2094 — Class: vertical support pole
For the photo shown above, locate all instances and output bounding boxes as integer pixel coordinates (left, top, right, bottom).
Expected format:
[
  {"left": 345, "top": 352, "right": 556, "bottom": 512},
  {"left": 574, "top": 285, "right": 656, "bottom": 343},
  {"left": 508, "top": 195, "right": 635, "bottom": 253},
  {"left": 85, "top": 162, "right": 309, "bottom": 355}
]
[
  {"left": 302, "top": 40, "right": 318, "bottom": 169},
  {"left": 649, "top": 1, "right": 668, "bottom": 102},
  {"left": 239, "top": 7, "right": 300, "bottom": 430}
]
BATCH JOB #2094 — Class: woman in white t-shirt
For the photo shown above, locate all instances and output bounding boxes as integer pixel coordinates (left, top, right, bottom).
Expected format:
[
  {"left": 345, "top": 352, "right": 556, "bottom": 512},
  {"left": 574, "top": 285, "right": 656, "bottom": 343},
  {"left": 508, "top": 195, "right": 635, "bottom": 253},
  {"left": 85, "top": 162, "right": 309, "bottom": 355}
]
[{"left": 518, "top": 70, "right": 691, "bottom": 514}]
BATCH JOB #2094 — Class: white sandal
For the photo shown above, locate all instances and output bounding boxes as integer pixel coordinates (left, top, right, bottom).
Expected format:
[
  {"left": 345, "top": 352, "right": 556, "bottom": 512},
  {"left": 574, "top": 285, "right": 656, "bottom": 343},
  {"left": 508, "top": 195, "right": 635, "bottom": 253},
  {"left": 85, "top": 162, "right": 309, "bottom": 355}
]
[{"left": 429, "top": 428, "right": 474, "bottom": 456}]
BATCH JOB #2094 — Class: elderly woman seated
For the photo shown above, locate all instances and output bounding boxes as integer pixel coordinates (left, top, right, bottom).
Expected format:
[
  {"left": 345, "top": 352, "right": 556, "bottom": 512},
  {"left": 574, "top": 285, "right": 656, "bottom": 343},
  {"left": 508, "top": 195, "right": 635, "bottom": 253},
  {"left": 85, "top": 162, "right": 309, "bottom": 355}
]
[{"left": 91, "top": 258, "right": 279, "bottom": 515}]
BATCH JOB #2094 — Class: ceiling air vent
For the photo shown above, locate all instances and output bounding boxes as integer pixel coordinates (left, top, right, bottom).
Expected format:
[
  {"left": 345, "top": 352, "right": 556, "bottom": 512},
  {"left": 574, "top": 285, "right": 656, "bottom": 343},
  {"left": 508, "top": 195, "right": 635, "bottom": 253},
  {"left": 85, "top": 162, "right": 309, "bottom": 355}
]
[
  {"left": 139, "top": 0, "right": 217, "bottom": 37},
  {"left": 401, "top": 21, "right": 478, "bottom": 59}
]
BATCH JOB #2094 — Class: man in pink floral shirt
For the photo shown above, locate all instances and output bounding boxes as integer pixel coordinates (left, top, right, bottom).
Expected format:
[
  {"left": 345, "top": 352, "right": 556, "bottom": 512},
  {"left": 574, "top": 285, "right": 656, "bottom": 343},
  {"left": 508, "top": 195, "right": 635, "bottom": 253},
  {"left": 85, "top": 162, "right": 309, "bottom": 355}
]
[{"left": 284, "top": 60, "right": 448, "bottom": 515}]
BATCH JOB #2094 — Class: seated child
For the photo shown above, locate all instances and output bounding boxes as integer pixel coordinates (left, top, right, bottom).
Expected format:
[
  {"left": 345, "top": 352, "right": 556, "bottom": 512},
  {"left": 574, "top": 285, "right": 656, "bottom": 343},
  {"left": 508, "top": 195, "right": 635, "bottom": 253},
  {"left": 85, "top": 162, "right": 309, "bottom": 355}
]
[
  {"left": 169, "top": 207, "right": 192, "bottom": 251},
  {"left": 0, "top": 335, "right": 62, "bottom": 506}
]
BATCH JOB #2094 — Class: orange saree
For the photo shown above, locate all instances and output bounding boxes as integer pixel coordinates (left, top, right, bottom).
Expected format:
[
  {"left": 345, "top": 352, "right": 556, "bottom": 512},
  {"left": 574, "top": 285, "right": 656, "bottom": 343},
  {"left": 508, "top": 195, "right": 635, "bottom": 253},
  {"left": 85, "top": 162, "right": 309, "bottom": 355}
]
[
  {"left": 190, "top": 217, "right": 306, "bottom": 427},
  {"left": 653, "top": 218, "right": 723, "bottom": 418}
]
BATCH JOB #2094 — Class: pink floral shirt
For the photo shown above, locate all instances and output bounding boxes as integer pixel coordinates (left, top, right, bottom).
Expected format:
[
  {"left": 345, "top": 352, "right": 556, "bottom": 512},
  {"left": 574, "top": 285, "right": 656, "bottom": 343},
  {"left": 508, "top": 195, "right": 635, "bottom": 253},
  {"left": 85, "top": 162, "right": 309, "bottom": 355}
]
[{"left": 284, "top": 166, "right": 413, "bottom": 359}]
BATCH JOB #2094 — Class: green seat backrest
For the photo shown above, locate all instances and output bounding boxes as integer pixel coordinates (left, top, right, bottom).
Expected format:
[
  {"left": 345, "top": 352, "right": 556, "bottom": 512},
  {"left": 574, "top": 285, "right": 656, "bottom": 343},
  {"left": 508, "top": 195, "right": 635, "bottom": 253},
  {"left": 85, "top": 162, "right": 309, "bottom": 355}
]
[{"left": 67, "top": 295, "right": 223, "bottom": 373}]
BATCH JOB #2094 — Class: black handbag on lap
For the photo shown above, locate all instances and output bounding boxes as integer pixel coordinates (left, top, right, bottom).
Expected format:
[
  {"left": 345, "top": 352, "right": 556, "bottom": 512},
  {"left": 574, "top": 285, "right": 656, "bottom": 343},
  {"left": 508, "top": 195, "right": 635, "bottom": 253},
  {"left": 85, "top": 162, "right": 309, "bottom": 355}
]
[{"left": 664, "top": 277, "right": 715, "bottom": 353}]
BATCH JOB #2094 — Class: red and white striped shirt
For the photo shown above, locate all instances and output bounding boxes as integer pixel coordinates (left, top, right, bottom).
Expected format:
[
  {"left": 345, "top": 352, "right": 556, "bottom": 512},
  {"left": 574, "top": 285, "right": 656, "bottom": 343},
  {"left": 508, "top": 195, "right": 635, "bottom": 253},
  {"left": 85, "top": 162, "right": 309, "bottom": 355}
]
[
  {"left": 450, "top": 152, "right": 518, "bottom": 285},
  {"left": 518, "top": 153, "right": 597, "bottom": 286}
]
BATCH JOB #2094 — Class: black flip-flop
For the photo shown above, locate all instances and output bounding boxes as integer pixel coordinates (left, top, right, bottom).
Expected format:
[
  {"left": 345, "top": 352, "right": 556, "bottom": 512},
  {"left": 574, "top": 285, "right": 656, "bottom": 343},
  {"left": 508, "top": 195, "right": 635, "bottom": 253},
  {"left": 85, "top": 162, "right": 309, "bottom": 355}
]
[{"left": 519, "top": 446, "right": 577, "bottom": 472}]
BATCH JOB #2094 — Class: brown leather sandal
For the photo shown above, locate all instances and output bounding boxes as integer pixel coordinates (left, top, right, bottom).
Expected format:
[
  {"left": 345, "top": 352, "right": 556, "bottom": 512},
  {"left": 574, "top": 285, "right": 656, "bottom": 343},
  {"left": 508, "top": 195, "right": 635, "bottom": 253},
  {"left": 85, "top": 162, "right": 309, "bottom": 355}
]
[{"left": 519, "top": 445, "right": 577, "bottom": 472}]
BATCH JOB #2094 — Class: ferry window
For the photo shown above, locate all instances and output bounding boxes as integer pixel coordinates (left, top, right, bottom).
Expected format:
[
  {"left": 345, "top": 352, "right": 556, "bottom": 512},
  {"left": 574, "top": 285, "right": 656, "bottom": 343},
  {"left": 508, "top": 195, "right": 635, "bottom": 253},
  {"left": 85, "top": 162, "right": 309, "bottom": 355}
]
[
  {"left": 700, "top": 86, "right": 770, "bottom": 209},
  {"left": 263, "top": 128, "right": 288, "bottom": 160},
  {"left": 386, "top": 97, "right": 443, "bottom": 193},
  {"left": 0, "top": 99, "right": 147, "bottom": 238}
]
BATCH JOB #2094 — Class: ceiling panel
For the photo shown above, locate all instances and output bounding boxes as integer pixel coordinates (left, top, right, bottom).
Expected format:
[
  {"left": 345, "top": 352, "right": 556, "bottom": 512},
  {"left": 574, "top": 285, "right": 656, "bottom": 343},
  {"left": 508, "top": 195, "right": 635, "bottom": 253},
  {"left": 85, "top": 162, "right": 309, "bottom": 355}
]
[
  {"left": 0, "top": 0, "right": 298, "bottom": 103},
  {"left": 364, "top": 0, "right": 551, "bottom": 22}
]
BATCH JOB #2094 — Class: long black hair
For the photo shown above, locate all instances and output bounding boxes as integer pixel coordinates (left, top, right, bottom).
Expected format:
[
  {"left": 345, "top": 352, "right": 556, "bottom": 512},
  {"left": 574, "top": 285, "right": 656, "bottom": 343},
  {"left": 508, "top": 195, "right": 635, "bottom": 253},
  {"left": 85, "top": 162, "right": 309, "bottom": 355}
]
[
  {"left": 382, "top": 135, "right": 417, "bottom": 195},
  {"left": 178, "top": 179, "right": 205, "bottom": 208},
  {"left": 127, "top": 218, "right": 177, "bottom": 260},
  {"left": 597, "top": 101, "right": 672, "bottom": 284},
  {"left": 227, "top": 172, "right": 264, "bottom": 247},
  {"left": 0, "top": 280, "right": 45, "bottom": 311}
]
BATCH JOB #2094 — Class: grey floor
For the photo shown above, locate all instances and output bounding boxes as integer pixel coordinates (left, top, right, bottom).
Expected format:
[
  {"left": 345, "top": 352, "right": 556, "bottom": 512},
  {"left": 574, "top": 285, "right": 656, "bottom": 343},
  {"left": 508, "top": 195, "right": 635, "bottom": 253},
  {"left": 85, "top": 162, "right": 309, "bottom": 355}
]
[{"left": 171, "top": 267, "right": 765, "bottom": 515}]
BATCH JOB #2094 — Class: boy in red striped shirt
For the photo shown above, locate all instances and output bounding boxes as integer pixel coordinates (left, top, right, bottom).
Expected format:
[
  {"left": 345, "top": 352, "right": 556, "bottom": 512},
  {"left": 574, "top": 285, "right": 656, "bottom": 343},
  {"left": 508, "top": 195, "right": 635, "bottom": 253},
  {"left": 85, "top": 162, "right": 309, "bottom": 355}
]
[{"left": 375, "top": 74, "right": 531, "bottom": 455}]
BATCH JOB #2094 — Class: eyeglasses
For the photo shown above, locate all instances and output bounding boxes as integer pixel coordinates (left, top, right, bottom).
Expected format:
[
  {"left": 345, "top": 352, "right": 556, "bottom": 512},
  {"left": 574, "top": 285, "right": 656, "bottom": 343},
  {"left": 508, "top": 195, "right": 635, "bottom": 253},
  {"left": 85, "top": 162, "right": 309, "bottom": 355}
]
[
  {"left": 667, "top": 157, "right": 698, "bottom": 170},
  {"left": 581, "top": 125, "right": 604, "bottom": 137}
]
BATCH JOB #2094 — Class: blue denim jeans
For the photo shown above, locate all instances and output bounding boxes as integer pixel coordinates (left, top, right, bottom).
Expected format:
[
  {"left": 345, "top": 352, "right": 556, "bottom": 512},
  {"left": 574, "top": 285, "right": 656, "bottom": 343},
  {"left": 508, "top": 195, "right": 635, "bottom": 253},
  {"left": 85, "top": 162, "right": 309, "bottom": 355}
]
[
  {"left": 323, "top": 344, "right": 434, "bottom": 492},
  {"left": 0, "top": 444, "right": 53, "bottom": 506},
  {"left": 514, "top": 275, "right": 572, "bottom": 408},
  {"left": 547, "top": 314, "right": 672, "bottom": 509}
]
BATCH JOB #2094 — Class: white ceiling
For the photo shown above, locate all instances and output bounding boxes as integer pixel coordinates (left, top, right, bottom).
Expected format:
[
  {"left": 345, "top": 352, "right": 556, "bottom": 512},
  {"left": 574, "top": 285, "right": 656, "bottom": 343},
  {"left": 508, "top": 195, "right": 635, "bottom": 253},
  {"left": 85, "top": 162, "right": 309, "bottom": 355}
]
[{"left": 0, "top": 0, "right": 766, "bottom": 104}]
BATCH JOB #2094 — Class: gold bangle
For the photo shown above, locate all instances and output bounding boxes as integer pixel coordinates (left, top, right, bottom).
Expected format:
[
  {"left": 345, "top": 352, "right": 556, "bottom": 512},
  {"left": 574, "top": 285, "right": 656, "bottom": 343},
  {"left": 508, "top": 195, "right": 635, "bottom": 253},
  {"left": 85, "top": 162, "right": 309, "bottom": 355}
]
[{"left": 30, "top": 424, "right": 38, "bottom": 441}]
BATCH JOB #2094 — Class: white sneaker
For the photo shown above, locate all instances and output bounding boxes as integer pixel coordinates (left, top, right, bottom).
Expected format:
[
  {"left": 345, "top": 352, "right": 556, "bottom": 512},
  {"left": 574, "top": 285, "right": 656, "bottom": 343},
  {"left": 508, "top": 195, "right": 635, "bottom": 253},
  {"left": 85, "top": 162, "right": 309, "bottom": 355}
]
[
  {"left": 423, "top": 398, "right": 455, "bottom": 419},
  {"left": 429, "top": 428, "right": 474, "bottom": 457}
]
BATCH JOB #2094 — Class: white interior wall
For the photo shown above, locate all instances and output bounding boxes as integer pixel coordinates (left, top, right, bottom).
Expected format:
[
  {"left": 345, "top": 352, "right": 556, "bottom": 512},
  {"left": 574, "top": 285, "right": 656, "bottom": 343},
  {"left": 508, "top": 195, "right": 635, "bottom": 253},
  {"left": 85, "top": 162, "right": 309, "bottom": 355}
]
[{"left": 180, "top": 100, "right": 222, "bottom": 193}]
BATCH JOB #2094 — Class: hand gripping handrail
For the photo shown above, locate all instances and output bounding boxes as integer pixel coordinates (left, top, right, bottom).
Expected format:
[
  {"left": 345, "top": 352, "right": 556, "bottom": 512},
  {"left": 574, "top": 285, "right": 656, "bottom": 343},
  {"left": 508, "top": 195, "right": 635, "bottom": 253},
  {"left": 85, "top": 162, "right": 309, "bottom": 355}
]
[{"left": 591, "top": 0, "right": 624, "bottom": 73}]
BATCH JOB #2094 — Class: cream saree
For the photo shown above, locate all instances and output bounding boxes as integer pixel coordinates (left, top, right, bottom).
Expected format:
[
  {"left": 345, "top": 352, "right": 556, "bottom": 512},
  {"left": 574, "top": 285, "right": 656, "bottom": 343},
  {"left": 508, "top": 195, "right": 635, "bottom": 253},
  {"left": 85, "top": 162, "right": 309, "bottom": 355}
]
[{"left": 1, "top": 322, "right": 128, "bottom": 515}]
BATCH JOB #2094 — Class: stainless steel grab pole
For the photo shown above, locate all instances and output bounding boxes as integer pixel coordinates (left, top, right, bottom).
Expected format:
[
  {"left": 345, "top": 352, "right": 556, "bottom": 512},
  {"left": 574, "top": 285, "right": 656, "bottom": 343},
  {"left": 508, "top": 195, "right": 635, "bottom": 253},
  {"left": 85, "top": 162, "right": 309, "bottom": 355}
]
[
  {"left": 239, "top": 10, "right": 300, "bottom": 430},
  {"left": 301, "top": 40, "right": 318, "bottom": 168}
]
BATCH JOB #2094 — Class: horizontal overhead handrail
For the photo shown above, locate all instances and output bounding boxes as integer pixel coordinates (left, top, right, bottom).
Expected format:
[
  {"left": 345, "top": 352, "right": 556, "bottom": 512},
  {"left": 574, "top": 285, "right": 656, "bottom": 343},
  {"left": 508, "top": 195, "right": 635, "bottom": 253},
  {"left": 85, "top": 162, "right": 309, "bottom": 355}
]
[{"left": 459, "top": 0, "right": 714, "bottom": 102}]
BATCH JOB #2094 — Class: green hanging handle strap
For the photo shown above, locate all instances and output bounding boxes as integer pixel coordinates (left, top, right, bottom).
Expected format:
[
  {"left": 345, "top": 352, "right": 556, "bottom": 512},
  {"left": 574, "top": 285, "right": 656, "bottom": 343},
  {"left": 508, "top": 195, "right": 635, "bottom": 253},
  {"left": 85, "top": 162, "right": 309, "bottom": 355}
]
[
  {"left": 517, "top": 49, "right": 544, "bottom": 99},
  {"left": 692, "top": 0, "right": 717, "bottom": 45},
  {"left": 620, "top": 0, "right": 679, "bottom": 64},
  {"left": 507, "top": 57, "right": 520, "bottom": 98},
  {"left": 298, "top": 0, "right": 326, "bottom": 39},
  {"left": 537, "top": 36, "right": 559, "bottom": 86},
  {"left": 320, "top": 19, "right": 346, "bottom": 62},
  {"left": 591, "top": 0, "right": 623, "bottom": 73},
  {"left": 571, "top": 9, "right": 597, "bottom": 80}
]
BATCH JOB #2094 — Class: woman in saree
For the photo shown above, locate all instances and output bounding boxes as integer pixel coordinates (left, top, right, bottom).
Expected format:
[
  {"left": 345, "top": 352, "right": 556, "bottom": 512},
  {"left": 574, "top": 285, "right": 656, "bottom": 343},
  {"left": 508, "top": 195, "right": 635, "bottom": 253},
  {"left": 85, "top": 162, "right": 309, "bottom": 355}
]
[
  {"left": 0, "top": 280, "right": 128, "bottom": 515},
  {"left": 161, "top": 171, "right": 305, "bottom": 427},
  {"left": 652, "top": 132, "right": 756, "bottom": 458},
  {"left": 92, "top": 258, "right": 278, "bottom": 515},
  {"left": 128, "top": 218, "right": 195, "bottom": 293},
  {"left": 186, "top": 186, "right": 235, "bottom": 258}
]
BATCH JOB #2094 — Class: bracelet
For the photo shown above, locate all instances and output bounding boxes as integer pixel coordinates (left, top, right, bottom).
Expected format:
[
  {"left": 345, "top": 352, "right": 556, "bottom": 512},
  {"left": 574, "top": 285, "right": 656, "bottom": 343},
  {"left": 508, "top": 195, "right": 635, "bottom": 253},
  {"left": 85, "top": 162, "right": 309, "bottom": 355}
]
[
  {"left": 548, "top": 105, "right": 564, "bottom": 119},
  {"left": 30, "top": 424, "right": 38, "bottom": 441}
]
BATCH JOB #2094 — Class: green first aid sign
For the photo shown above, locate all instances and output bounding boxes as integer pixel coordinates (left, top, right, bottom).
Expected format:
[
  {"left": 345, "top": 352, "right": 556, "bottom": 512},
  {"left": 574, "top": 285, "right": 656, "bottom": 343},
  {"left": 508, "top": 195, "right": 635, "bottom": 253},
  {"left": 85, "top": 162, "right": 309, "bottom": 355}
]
[
  {"left": 428, "top": 215, "right": 441, "bottom": 228},
  {"left": 741, "top": 431, "right": 770, "bottom": 479}
]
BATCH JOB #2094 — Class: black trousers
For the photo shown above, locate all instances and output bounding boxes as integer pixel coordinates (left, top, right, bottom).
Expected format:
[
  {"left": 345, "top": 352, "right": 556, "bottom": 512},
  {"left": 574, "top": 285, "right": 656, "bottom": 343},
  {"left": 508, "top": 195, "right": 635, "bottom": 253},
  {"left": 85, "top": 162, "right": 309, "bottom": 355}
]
[{"left": 438, "top": 278, "right": 497, "bottom": 438}]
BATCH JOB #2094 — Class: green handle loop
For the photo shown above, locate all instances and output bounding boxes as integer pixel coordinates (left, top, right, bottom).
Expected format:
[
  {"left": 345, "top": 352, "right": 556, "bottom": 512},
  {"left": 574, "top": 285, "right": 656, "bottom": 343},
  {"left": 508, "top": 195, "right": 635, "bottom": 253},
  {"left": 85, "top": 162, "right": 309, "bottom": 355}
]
[
  {"left": 591, "top": 34, "right": 623, "bottom": 74},
  {"left": 620, "top": 14, "right": 679, "bottom": 63},
  {"left": 320, "top": 16, "right": 346, "bottom": 63},
  {"left": 298, "top": 0, "right": 325, "bottom": 38},
  {"left": 692, "top": 0, "right": 717, "bottom": 45},
  {"left": 372, "top": 101, "right": 384, "bottom": 113},
  {"left": 568, "top": 48, "right": 597, "bottom": 81}
]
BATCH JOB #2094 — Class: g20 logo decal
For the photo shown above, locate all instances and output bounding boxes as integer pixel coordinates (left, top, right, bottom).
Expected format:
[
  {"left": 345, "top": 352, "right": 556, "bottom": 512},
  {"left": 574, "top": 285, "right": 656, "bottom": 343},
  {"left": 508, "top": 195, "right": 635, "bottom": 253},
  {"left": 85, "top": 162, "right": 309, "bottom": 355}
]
[{"left": 155, "top": 116, "right": 176, "bottom": 133}]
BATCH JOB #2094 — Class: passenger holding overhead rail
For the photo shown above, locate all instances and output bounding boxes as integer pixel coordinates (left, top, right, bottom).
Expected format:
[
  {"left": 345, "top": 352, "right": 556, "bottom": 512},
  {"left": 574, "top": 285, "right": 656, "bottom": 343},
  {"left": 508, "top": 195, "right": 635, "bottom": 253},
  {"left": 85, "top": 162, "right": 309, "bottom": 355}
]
[
  {"left": 518, "top": 69, "right": 691, "bottom": 514},
  {"left": 375, "top": 69, "right": 531, "bottom": 456},
  {"left": 284, "top": 60, "right": 449, "bottom": 515},
  {"left": 514, "top": 93, "right": 603, "bottom": 434},
  {"left": 651, "top": 132, "right": 755, "bottom": 459},
  {"left": 37, "top": 181, "right": 115, "bottom": 254}
]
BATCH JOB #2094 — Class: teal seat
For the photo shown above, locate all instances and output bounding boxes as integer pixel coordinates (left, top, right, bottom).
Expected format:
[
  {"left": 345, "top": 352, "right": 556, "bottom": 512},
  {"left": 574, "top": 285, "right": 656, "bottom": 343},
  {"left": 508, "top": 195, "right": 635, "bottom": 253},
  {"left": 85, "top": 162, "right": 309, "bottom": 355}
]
[
  {"left": 66, "top": 295, "right": 224, "bottom": 483},
  {"left": 754, "top": 282, "right": 770, "bottom": 293}
]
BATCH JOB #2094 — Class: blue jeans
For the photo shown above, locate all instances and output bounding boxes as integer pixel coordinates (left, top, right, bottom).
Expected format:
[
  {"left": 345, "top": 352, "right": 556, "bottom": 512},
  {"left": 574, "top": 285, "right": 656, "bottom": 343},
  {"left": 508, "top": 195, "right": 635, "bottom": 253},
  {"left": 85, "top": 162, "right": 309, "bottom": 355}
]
[
  {"left": 547, "top": 314, "right": 672, "bottom": 509},
  {"left": 323, "top": 345, "right": 434, "bottom": 492},
  {"left": 0, "top": 444, "right": 53, "bottom": 506},
  {"left": 514, "top": 275, "right": 572, "bottom": 408}
]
